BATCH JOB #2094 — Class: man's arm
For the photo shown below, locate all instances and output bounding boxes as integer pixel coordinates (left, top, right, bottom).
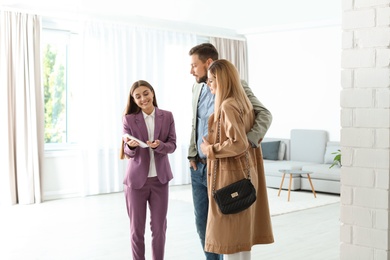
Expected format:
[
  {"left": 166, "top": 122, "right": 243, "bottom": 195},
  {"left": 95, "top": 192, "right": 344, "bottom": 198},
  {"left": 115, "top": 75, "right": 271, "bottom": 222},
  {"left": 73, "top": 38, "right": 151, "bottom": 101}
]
[{"left": 241, "top": 80, "right": 272, "bottom": 147}]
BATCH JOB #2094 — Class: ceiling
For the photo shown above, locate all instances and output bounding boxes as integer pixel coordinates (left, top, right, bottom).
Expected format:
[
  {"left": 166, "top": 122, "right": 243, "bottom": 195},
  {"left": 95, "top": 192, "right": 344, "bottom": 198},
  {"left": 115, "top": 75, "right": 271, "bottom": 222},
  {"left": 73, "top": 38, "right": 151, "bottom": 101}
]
[{"left": 1, "top": 0, "right": 341, "bottom": 35}]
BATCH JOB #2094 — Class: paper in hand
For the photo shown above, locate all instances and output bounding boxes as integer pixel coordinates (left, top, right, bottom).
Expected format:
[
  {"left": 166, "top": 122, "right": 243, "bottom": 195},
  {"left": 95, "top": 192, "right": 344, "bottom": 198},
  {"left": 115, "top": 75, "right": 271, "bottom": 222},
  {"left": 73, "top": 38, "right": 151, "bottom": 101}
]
[{"left": 123, "top": 133, "right": 149, "bottom": 148}]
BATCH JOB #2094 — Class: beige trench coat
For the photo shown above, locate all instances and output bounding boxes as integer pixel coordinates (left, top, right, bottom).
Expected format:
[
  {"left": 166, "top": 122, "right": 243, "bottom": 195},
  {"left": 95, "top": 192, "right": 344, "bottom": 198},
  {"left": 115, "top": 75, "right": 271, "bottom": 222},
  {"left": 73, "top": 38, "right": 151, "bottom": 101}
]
[{"left": 203, "top": 98, "right": 274, "bottom": 254}]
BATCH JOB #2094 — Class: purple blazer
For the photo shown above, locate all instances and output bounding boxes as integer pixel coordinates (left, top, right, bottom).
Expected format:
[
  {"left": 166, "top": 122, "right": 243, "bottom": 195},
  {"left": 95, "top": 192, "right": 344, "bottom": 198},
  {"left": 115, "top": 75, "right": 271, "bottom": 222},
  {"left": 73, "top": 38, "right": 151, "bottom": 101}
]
[{"left": 122, "top": 107, "right": 176, "bottom": 189}]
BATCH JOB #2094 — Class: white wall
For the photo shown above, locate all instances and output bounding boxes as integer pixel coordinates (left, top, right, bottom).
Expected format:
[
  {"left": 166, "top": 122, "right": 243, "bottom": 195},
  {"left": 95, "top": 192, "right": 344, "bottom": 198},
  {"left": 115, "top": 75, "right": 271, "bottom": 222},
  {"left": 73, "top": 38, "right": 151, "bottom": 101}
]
[
  {"left": 43, "top": 150, "right": 84, "bottom": 200},
  {"left": 340, "top": 1, "right": 390, "bottom": 258},
  {"left": 43, "top": 149, "right": 128, "bottom": 200},
  {"left": 246, "top": 25, "right": 341, "bottom": 141}
]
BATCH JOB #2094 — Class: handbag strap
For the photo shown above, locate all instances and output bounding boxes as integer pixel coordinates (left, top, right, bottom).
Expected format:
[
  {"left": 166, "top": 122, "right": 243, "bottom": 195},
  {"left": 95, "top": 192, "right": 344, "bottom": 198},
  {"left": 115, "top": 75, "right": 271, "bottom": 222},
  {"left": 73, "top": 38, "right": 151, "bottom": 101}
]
[{"left": 212, "top": 117, "right": 250, "bottom": 195}]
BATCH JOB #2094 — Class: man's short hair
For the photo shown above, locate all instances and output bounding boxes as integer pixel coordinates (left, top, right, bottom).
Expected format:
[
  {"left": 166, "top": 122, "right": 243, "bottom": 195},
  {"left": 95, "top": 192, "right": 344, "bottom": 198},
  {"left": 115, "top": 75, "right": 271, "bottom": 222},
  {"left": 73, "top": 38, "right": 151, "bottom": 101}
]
[{"left": 189, "top": 43, "right": 219, "bottom": 62}]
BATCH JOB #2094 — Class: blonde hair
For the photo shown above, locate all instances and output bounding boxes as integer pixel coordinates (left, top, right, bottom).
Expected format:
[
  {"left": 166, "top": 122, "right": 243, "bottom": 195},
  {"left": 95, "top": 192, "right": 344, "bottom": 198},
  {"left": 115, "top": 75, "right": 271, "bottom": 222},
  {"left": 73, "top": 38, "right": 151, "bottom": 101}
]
[{"left": 208, "top": 59, "right": 252, "bottom": 121}]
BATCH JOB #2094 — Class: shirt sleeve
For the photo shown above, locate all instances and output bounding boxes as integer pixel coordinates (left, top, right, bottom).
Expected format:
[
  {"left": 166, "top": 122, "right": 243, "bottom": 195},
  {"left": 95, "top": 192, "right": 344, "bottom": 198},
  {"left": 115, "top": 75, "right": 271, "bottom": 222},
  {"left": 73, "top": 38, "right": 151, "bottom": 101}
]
[{"left": 241, "top": 80, "right": 273, "bottom": 147}]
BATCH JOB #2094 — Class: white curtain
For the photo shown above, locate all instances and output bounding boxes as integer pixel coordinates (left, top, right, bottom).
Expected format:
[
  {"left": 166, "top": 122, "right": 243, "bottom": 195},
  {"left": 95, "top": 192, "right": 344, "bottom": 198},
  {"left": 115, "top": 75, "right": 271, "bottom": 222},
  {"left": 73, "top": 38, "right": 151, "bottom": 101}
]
[
  {"left": 0, "top": 11, "right": 44, "bottom": 205},
  {"left": 78, "top": 20, "right": 198, "bottom": 195},
  {"left": 210, "top": 37, "right": 248, "bottom": 82}
]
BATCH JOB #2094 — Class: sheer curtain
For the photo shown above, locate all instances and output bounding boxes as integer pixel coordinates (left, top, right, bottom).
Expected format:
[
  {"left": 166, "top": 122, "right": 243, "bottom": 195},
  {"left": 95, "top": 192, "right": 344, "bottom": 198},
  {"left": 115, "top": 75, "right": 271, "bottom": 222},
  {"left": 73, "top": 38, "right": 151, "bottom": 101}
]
[
  {"left": 0, "top": 11, "right": 44, "bottom": 205},
  {"left": 77, "top": 20, "right": 197, "bottom": 195},
  {"left": 210, "top": 37, "right": 248, "bottom": 81}
]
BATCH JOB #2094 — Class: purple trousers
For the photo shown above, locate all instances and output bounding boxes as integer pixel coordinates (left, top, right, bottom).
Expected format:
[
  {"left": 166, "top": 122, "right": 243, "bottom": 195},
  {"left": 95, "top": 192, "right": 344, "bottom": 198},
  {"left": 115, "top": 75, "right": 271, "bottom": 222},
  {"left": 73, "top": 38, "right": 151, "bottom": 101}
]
[{"left": 124, "top": 177, "right": 169, "bottom": 260}]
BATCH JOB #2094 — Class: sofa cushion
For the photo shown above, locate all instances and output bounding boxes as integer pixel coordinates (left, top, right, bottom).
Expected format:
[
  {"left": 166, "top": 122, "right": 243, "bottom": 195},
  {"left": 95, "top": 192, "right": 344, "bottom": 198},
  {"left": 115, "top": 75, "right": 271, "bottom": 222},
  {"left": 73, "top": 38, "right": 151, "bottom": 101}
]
[
  {"left": 261, "top": 141, "right": 280, "bottom": 160},
  {"left": 290, "top": 129, "right": 328, "bottom": 163}
]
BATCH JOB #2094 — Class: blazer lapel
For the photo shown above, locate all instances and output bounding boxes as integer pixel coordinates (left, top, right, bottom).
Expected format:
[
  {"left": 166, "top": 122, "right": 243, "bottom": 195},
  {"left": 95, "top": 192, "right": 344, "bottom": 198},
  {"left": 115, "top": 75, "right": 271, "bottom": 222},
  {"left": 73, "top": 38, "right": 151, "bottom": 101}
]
[
  {"left": 192, "top": 83, "right": 203, "bottom": 108},
  {"left": 135, "top": 112, "right": 149, "bottom": 142},
  {"left": 154, "top": 107, "right": 163, "bottom": 140}
]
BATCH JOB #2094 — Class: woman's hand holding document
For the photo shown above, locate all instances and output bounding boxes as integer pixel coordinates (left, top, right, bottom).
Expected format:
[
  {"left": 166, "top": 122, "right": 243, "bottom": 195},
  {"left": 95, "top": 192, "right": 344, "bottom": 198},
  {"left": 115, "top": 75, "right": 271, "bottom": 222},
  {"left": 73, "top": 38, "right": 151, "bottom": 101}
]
[{"left": 123, "top": 133, "right": 149, "bottom": 148}]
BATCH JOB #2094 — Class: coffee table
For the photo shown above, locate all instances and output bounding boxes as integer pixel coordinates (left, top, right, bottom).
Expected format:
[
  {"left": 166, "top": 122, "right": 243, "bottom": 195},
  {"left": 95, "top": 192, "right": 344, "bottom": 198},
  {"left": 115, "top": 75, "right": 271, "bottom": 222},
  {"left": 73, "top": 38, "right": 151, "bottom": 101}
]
[{"left": 278, "top": 169, "right": 317, "bottom": 202}]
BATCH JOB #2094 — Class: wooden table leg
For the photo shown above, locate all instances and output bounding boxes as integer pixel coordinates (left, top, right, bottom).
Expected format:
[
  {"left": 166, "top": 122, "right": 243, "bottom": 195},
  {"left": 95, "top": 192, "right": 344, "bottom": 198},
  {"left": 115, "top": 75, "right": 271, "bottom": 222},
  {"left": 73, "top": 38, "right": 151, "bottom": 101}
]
[
  {"left": 278, "top": 173, "right": 286, "bottom": 197},
  {"left": 288, "top": 174, "right": 293, "bottom": 202},
  {"left": 307, "top": 174, "right": 317, "bottom": 198}
]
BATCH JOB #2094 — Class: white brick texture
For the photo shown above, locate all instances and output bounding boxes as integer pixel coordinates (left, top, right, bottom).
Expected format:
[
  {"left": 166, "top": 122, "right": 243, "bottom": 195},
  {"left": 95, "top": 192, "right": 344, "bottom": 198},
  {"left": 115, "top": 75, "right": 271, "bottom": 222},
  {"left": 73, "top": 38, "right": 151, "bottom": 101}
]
[
  {"left": 340, "top": 147, "right": 353, "bottom": 167},
  {"left": 340, "top": 224, "right": 353, "bottom": 243},
  {"left": 377, "top": 7, "right": 390, "bottom": 26},
  {"left": 354, "top": 0, "right": 390, "bottom": 8},
  {"left": 340, "top": 243, "right": 374, "bottom": 260},
  {"left": 355, "top": 68, "right": 390, "bottom": 88},
  {"left": 374, "top": 250, "right": 390, "bottom": 259},
  {"left": 341, "top": 109, "right": 354, "bottom": 127},
  {"left": 342, "top": 31, "right": 354, "bottom": 49},
  {"left": 341, "top": 128, "right": 374, "bottom": 147},
  {"left": 375, "top": 209, "right": 390, "bottom": 229},
  {"left": 352, "top": 207, "right": 375, "bottom": 228},
  {"left": 340, "top": 88, "right": 373, "bottom": 107},
  {"left": 341, "top": 69, "right": 353, "bottom": 88},
  {"left": 340, "top": 205, "right": 354, "bottom": 225},
  {"left": 375, "top": 169, "right": 390, "bottom": 189},
  {"left": 342, "top": 49, "right": 375, "bottom": 68},
  {"left": 339, "top": 1, "right": 390, "bottom": 258},
  {"left": 355, "top": 108, "right": 390, "bottom": 128},
  {"left": 341, "top": 185, "right": 353, "bottom": 205},
  {"left": 354, "top": 226, "right": 389, "bottom": 249},
  {"left": 354, "top": 187, "right": 389, "bottom": 209},
  {"left": 342, "top": 167, "right": 375, "bottom": 187},
  {"left": 375, "top": 129, "right": 390, "bottom": 148},
  {"left": 343, "top": 10, "right": 375, "bottom": 29},
  {"left": 355, "top": 28, "right": 390, "bottom": 48},
  {"left": 354, "top": 148, "right": 390, "bottom": 169},
  {"left": 376, "top": 89, "right": 390, "bottom": 108},
  {"left": 376, "top": 49, "right": 390, "bottom": 67},
  {"left": 342, "top": 0, "right": 354, "bottom": 10}
]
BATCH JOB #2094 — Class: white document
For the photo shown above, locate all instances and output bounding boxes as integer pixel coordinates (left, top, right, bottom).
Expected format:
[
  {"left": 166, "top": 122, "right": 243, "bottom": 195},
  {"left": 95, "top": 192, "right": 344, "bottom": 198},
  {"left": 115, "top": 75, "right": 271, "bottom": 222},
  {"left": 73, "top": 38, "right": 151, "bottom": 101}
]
[{"left": 122, "top": 133, "right": 149, "bottom": 148}]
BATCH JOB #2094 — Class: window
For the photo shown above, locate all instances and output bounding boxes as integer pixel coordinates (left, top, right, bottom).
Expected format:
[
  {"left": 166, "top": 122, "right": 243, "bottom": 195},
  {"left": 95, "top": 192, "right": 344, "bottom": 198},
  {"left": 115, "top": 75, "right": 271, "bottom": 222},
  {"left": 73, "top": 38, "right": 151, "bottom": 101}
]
[{"left": 42, "top": 29, "right": 79, "bottom": 145}]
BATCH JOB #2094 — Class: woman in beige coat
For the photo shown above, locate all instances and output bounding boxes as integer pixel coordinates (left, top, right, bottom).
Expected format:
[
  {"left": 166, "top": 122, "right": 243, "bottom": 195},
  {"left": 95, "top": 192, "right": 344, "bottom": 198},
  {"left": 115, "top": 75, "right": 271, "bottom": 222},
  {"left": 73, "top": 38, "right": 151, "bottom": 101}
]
[{"left": 200, "top": 59, "right": 274, "bottom": 259}]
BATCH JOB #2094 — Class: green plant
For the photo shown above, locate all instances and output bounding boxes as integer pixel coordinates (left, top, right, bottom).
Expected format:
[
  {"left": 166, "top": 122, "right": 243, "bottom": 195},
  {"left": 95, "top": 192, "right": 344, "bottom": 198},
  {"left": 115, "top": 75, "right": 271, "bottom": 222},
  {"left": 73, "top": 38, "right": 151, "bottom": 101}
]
[{"left": 329, "top": 149, "right": 341, "bottom": 169}]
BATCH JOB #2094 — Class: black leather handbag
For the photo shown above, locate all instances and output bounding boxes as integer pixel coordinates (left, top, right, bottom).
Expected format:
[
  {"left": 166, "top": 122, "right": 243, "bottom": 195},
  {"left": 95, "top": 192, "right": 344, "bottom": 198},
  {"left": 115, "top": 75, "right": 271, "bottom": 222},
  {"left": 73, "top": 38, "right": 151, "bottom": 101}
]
[
  {"left": 213, "top": 174, "right": 256, "bottom": 214},
  {"left": 212, "top": 118, "right": 257, "bottom": 215}
]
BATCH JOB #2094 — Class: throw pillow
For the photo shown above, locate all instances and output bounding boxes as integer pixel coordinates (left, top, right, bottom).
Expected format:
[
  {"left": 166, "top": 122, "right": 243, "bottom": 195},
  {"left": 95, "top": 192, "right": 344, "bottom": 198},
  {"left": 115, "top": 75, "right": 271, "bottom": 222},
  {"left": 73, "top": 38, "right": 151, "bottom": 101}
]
[{"left": 261, "top": 141, "right": 281, "bottom": 160}]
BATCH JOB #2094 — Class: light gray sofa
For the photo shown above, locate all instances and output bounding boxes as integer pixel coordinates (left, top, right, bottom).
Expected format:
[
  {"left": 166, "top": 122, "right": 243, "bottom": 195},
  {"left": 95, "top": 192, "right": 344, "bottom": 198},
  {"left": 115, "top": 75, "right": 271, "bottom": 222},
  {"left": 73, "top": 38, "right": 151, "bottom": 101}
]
[{"left": 261, "top": 129, "right": 341, "bottom": 194}]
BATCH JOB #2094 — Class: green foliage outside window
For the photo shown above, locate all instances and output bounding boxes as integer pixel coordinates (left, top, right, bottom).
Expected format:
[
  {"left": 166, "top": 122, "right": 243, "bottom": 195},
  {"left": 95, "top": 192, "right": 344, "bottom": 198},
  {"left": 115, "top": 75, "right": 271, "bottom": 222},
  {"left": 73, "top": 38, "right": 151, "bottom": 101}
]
[{"left": 43, "top": 44, "right": 66, "bottom": 143}]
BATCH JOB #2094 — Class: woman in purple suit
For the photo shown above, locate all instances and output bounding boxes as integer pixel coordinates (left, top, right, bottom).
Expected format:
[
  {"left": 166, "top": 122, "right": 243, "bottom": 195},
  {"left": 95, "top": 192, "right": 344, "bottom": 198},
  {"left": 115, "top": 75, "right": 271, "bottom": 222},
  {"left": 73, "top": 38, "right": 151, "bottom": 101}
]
[{"left": 120, "top": 80, "right": 176, "bottom": 260}]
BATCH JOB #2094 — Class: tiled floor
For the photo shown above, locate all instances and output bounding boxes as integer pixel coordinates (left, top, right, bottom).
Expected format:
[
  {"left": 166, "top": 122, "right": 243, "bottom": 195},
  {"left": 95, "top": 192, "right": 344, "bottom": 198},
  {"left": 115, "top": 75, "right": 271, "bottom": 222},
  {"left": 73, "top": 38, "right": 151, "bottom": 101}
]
[{"left": 0, "top": 185, "right": 340, "bottom": 260}]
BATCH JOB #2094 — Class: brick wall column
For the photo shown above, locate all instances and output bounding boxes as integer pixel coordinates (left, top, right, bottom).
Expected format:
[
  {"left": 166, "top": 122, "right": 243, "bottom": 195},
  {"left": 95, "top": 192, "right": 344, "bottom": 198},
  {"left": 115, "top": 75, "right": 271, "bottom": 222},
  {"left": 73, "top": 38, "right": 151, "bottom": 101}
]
[{"left": 341, "top": 0, "right": 390, "bottom": 259}]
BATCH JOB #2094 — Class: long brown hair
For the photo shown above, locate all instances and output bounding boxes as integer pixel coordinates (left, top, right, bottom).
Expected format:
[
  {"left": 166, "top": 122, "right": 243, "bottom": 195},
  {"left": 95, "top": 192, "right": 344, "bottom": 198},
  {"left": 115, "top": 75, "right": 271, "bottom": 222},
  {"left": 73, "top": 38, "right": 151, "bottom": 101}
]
[
  {"left": 123, "top": 80, "right": 158, "bottom": 115},
  {"left": 120, "top": 80, "right": 158, "bottom": 159},
  {"left": 208, "top": 59, "right": 252, "bottom": 122}
]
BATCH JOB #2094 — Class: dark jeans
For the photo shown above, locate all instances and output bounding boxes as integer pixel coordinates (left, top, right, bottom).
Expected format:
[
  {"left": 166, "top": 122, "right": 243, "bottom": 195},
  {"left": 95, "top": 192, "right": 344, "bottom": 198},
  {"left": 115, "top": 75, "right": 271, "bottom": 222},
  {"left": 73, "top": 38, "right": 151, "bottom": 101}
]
[{"left": 190, "top": 161, "right": 223, "bottom": 260}]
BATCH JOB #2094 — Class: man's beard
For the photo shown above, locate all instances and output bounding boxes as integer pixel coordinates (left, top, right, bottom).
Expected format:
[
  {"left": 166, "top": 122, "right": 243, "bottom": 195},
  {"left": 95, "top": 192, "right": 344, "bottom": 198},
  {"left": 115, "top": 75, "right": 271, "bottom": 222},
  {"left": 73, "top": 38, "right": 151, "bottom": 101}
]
[{"left": 197, "top": 75, "right": 208, "bottom": 84}]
